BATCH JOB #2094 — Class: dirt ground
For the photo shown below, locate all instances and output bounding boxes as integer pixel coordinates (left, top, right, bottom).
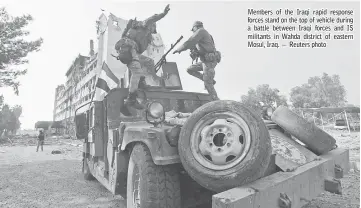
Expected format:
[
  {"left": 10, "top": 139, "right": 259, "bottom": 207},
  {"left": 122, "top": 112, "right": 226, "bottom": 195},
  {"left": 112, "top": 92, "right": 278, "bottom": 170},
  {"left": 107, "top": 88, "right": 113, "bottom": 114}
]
[
  {"left": 0, "top": 130, "right": 359, "bottom": 208},
  {"left": 303, "top": 129, "right": 360, "bottom": 208},
  {"left": 0, "top": 136, "right": 125, "bottom": 208}
]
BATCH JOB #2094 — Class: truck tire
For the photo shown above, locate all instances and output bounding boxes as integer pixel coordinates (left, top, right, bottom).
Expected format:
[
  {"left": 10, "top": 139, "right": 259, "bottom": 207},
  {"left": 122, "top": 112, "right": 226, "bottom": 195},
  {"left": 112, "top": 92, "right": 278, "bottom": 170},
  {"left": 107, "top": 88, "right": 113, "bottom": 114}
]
[
  {"left": 127, "top": 143, "right": 181, "bottom": 208},
  {"left": 271, "top": 106, "right": 336, "bottom": 155},
  {"left": 83, "top": 157, "right": 95, "bottom": 181},
  {"left": 178, "top": 100, "right": 272, "bottom": 193}
]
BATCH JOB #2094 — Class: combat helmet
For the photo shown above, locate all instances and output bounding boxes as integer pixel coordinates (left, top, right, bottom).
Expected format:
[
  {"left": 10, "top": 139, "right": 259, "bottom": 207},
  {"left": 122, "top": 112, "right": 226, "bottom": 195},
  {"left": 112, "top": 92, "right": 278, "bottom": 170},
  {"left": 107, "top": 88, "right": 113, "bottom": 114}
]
[{"left": 191, "top": 21, "right": 203, "bottom": 31}]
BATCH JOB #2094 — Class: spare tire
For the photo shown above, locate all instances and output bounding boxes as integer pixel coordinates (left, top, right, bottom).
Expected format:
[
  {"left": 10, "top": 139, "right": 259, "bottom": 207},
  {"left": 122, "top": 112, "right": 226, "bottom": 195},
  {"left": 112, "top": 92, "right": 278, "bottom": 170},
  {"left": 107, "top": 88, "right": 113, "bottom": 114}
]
[
  {"left": 271, "top": 106, "right": 336, "bottom": 155},
  {"left": 178, "top": 100, "right": 272, "bottom": 193}
]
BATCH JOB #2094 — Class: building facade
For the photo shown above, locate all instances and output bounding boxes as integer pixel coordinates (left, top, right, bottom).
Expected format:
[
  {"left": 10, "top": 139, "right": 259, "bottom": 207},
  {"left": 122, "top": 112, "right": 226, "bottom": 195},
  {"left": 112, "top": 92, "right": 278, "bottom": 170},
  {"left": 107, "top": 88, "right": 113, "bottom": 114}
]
[{"left": 53, "top": 13, "right": 165, "bottom": 136}]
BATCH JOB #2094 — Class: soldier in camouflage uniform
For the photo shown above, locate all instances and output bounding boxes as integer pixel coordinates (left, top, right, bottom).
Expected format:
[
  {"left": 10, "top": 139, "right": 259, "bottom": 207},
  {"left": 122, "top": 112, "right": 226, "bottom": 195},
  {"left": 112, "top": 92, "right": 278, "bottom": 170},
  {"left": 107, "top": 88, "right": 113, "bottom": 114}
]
[
  {"left": 173, "top": 21, "right": 221, "bottom": 101},
  {"left": 115, "top": 4, "right": 170, "bottom": 109}
]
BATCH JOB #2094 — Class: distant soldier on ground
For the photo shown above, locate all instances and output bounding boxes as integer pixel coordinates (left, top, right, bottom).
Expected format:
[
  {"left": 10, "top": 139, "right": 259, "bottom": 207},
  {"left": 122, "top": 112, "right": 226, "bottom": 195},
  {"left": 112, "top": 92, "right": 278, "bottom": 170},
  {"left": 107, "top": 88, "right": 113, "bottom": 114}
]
[
  {"left": 115, "top": 4, "right": 171, "bottom": 109},
  {"left": 36, "top": 130, "right": 45, "bottom": 152},
  {"left": 173, "top": 21, "right": 221, "bottom": 101}
]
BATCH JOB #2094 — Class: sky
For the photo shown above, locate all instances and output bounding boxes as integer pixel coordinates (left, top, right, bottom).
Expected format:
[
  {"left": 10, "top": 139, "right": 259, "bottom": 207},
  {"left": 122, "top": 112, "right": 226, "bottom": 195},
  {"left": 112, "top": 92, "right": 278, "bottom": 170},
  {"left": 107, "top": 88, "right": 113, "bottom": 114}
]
[{"left": 0, "top": 0, "right": 360, "bottom": 129}]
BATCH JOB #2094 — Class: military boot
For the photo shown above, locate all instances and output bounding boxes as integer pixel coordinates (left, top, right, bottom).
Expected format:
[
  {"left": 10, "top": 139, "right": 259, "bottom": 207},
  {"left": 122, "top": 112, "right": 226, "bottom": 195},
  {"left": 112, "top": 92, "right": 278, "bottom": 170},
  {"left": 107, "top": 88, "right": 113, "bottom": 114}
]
[{"left": 124, "top": 91, "right": 145, "bottom": 110}]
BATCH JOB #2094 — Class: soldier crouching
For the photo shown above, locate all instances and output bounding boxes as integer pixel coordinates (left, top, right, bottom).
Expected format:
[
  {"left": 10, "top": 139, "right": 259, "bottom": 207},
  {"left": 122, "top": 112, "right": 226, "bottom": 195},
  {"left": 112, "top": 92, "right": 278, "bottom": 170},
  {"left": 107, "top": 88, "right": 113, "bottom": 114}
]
[
  {"left": 187, "top": 50, "right": 221, "bottom": 101},
  {"left": 173, "top": 21, "right": 221, "bottom": 101}
]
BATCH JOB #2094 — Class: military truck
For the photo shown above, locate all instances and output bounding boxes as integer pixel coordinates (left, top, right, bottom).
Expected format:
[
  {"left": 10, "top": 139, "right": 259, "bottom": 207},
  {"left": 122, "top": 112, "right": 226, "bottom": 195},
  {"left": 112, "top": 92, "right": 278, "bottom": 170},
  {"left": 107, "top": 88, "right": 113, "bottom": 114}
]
[{"left": 75, "top": 41, "right": 349, "bottom": 208}]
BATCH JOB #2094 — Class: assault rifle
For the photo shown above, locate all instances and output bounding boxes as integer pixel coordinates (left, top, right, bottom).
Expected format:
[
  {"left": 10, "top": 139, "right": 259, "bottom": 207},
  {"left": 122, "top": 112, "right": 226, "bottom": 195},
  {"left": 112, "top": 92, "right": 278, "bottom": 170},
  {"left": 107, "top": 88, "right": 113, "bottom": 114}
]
[
  {"left": 190, "top": 47, "right": 200, "bottom": 64},
  {"left": 154, "top": 36, "right": 183, "bottom": 73}
]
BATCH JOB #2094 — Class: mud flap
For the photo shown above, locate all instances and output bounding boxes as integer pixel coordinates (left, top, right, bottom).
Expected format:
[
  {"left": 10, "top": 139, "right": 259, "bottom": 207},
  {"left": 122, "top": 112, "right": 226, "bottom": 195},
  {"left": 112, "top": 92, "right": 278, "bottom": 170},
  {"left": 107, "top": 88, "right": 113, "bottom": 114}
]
[
  {"left": 324, "top": 177, "right": 342, "bottom": 195},
  {"left": 82, "top": 157, "right": 84, "bottom": 173},
  {"left": 109, "top": 151, "right": 129, "bottom": 196}
]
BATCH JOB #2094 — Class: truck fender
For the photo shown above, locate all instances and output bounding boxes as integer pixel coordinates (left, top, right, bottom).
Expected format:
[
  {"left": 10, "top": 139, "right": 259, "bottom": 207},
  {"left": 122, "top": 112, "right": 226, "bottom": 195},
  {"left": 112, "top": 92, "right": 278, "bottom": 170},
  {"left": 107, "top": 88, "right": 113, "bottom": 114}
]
[{"left": 119, "top": 126, "right": 180, "bottom": 166}]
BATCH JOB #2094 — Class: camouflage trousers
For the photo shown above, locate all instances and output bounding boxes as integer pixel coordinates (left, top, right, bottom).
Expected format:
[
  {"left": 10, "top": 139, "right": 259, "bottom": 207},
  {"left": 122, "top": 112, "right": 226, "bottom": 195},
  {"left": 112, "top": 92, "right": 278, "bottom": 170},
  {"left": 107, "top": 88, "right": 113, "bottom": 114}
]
[
  {"left": 187, "top": 61, "right": 219, "bottom": 101},
  {"left": 127, "top": 54, "right": 155, "bottom": 93}
]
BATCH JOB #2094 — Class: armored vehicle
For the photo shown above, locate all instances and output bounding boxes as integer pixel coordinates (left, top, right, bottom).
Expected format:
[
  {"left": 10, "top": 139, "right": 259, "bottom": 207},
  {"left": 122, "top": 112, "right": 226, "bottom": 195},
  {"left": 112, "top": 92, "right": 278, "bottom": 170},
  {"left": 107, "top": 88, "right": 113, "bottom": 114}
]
[{"left": 75, "top": 38, "right": 349, "bottom": 208}]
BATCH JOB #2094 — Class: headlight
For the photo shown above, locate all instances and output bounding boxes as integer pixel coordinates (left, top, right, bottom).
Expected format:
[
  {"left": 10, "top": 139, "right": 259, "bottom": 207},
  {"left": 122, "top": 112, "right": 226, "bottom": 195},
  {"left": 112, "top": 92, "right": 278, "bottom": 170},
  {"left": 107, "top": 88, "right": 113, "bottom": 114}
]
[
  {"left": 147, "top": 102, "right": 164, "bottom": 119},
  {"left": 266, "top": 107, "right": 273, "bottom": 117}
]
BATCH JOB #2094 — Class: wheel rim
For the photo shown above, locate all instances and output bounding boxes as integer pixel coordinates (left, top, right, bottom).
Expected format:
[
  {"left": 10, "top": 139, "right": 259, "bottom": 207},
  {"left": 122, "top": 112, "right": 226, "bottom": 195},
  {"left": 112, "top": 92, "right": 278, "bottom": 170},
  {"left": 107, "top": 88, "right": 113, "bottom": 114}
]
[
  {"left": 132, "top": 166, "right": 141, "bottom": 208},
  {"left": 190, "top": 111, "right": 252, "bottom": 171}
]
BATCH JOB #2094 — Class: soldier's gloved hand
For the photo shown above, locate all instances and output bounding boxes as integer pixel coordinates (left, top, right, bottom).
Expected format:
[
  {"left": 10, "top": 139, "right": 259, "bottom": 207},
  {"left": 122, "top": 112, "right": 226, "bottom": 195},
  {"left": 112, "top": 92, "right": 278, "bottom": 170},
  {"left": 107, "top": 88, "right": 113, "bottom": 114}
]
[{"left": 164, "top": 4, "right": 170, "bottom": 14}]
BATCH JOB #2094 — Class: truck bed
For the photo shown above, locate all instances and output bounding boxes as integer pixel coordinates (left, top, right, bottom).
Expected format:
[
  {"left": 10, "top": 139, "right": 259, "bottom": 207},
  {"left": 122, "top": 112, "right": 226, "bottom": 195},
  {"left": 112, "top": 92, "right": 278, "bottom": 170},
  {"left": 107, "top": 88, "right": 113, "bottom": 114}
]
[
  {"left": 212, "top": 148, "right": 349, "bottom": 208},
  {"left": 163, "top": 112, "right": 350, "bottom": 208}
]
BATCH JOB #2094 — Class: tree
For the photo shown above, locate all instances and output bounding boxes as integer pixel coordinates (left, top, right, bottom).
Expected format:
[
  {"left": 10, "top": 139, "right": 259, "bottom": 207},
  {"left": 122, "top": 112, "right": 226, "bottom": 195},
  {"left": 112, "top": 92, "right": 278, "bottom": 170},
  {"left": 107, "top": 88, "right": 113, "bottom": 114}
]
[
  {"left": 0, "top": 7, "right": 43, "bottom": 95},
  {"left": 0, "top": 95, "right": 3, "bottom": 106},
  {"left": 0, "top": 104, "right": 12, "bottom": 136},
  {"left": 0, "top": 99, "right": 22, "bottom": 136},
  {"left": 10, "top": 105, "right": 22, "bottom": 133},
  {"left": 240, "top": 84, "right": 288, "bottom": 113},
  {"left": 290, "top": 73, "right": 347, "bottom": 108}
]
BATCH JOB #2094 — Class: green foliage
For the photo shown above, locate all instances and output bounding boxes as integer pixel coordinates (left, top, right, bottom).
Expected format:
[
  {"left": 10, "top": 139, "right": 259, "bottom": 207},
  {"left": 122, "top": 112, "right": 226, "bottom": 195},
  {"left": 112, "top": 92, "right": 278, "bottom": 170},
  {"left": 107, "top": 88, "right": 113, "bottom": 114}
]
[
  {"left": 0, "top": 99, "right": 22, "bottom": 136},
  {"left": 240, "top": 84, "right": 288, "bottom": 113},
  {"left": 290, "top": 73, "right": 347, "bottom": 108},
  {"left": 0, "top": 7, "right": 43, "bottom": 95}
]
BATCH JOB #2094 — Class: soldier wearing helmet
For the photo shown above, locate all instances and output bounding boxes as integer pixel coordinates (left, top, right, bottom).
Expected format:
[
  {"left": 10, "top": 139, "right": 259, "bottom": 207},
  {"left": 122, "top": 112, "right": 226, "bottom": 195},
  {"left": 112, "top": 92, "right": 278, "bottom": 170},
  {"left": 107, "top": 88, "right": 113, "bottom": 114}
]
[
  {"left": 173, "top": 21, "right": 221, "bottom": 101},
  {"left": 115, "top": 4, "right": 170, "bottom": 109}
]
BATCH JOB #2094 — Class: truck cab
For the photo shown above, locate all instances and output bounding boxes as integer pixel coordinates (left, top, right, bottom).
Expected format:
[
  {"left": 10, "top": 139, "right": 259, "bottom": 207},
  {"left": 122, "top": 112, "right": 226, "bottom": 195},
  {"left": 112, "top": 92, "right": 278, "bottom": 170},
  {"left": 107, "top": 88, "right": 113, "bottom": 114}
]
[{"left": 76, "top": 60, "right": 215, "bottom": 207}]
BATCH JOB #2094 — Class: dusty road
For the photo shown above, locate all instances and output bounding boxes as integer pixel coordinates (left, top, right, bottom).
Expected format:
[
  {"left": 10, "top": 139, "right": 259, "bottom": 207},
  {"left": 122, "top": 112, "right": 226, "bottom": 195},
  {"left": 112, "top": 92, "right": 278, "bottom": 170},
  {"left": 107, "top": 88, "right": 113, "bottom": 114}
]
[
  {"left": 0, "top": 132, "right": 359, "bottom": 208},
  {"left": 0, "top": 138, "right": 125, "bottom": 208}
]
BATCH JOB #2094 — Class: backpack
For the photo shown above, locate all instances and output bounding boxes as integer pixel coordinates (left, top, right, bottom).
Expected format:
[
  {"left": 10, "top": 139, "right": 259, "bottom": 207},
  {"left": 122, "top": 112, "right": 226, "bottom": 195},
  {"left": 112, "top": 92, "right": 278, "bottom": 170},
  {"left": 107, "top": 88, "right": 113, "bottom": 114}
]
[{"left": 117, "top": 47, "right": 133, "bottom": 65}]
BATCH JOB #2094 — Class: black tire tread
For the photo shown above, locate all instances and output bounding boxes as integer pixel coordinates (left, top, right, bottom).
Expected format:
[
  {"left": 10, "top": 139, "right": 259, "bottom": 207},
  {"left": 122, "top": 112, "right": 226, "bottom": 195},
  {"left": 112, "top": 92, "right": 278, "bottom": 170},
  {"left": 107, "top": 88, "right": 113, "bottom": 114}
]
[{"left": 131, "top": 143, "right": 181, "bottom": 208}]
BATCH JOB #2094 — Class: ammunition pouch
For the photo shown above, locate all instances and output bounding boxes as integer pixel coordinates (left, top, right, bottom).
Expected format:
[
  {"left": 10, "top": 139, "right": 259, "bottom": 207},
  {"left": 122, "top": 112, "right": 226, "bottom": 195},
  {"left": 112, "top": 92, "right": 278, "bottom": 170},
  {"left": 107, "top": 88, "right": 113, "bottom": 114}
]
[
  {"left": 201, "top": 51, "right": 221, "bottom": 63},
  {"left": 117, "top": 48, "right": 132, "bottom": 65}
]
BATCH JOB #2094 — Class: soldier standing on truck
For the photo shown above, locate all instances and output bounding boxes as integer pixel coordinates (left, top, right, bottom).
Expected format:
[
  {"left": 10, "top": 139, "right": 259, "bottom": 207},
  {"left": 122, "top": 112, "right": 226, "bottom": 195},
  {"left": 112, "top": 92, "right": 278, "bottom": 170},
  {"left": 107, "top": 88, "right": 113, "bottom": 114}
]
[
  {"left": 115, "top": 4, "right": 171, "bottom": 109},
  {"left": 173, "top": 21, "right": 221, "bottom": 101}
]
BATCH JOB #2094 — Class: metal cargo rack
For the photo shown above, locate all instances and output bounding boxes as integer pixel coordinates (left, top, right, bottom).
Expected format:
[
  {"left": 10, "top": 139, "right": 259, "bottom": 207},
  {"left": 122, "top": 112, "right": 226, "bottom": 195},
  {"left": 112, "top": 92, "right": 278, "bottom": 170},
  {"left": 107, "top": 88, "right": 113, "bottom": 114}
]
[{"left": 212, "top": 128, "right": 349, "bottom": 208}]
